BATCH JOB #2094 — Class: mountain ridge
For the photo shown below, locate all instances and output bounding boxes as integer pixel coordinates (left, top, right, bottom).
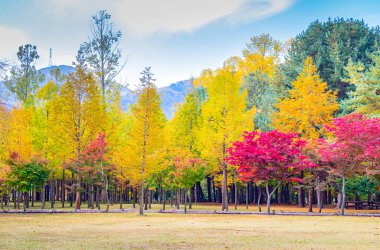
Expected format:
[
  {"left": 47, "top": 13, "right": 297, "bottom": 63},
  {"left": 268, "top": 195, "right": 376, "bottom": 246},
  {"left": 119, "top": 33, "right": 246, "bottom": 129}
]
[{"left": 1, "top": 65, "right": 193, "bottom": 118}]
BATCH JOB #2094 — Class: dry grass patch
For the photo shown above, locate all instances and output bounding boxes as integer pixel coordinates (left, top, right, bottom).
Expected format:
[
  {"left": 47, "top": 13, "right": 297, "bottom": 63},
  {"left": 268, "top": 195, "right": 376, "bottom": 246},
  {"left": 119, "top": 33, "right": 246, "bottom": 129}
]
[{"left": 0, "top": 213, "right": 379, "bottom": 249}]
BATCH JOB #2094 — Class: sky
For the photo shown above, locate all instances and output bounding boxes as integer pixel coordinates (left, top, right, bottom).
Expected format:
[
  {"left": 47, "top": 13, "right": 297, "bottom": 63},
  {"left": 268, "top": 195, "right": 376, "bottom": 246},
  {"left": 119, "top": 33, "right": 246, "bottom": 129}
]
[{"left": 1, "top": 0, "right": 380, "bottom": 88}]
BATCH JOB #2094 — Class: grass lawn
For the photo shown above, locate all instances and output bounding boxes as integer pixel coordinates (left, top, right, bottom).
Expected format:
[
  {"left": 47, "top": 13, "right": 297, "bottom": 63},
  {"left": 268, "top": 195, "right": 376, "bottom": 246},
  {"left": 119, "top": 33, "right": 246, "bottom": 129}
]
[
  {"left": 4, "top": 201, "right": 380, "bottom": 214},
  {"left": 0, "top": 213, "right": 379, "bottom": 249}
]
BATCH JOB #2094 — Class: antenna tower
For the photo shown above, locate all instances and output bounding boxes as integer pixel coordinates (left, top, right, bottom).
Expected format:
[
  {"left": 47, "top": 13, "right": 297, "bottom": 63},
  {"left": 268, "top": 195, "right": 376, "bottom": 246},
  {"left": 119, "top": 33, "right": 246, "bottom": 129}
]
[{"left": 49, "top": 48, "right": 52, "bottom": 67}]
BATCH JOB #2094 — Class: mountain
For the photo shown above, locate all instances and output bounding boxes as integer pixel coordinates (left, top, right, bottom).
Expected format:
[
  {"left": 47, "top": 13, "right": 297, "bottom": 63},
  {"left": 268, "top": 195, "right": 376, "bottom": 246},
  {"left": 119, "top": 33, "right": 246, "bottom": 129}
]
[{"left": 1, "top": 65, "right": 193, "bottom": 118}]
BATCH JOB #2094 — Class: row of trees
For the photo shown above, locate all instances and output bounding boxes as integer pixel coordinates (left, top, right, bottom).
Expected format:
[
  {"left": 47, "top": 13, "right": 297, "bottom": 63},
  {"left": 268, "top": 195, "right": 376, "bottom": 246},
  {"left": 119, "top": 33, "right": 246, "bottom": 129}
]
[{"left": 0, "top": 14, "right": 379, "bottom": 215}]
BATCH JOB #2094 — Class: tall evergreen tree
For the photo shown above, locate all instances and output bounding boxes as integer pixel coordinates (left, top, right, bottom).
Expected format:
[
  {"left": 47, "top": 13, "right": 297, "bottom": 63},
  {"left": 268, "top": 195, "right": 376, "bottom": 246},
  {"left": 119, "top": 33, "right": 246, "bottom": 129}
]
[{"left": 283, "top": 18, "right": 380, "bottom": 100}]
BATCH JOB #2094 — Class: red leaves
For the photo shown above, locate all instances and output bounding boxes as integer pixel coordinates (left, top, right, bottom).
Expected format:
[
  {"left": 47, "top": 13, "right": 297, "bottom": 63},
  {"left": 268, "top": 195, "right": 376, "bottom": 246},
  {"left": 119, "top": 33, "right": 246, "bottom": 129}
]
[
  {"left": 82, "top": 133, "right": 107, "bottom": 163},
  {"left": 227, "top": 130, "right": 315, "bottom": 183},
  {"left": 319, "top": 113, "right": 380, "bottom": 175}
]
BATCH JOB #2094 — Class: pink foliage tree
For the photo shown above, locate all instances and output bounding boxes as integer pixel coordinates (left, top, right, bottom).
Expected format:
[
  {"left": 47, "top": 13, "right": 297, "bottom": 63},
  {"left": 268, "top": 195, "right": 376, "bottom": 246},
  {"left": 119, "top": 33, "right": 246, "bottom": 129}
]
[
  {"left": 227, "top": 130, "right": 315, "bottom": 214},
  {"left": 319, "top": 113, "right": 380, "bottom": 215}
]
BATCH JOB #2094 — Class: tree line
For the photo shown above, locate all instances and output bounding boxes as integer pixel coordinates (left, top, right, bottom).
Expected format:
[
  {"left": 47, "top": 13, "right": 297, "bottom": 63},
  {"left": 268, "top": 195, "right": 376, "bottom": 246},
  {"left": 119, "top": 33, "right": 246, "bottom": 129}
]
[{"left": 0, "top": 12, "right": 379, "bottom": 215}]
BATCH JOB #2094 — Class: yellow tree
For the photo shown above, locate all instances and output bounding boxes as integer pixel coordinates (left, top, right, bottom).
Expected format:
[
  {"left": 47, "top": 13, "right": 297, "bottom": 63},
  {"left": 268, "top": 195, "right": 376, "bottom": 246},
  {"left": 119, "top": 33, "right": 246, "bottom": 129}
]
[
  {"left": 0, "top": 105, "right": 10, "bottom": 162},
  {"left": 105, "top": 94, "right": 131, "bottom": 209},
  {"left": 31, "top": 81, "right": 61, "bottom": 208},
  {"left": 195, "top": 61, "right": 255, "bottom": 211},
  {"left": 272, "top": 57, "right": 338, "bottom": 140},
  {"left": 8, "top": 106, "right": 34, "bottom": 161},
  {"left": 50, "top": 65, "right": 102, "bottom": 210},
  {"left": 127, "top": 67, "right": 166, "bottom": 215},
  {"left": 166, "top": 90, "right": 207, "bottom": 208},
  {"left": 272, "top": 57, "right": 338, "bottom": 208}
]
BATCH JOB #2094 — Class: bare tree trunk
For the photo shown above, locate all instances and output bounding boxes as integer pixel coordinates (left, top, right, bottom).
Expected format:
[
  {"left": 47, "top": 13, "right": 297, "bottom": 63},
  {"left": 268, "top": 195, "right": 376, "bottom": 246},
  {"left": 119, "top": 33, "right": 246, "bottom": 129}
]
[
  {"left": 31, "top": 187, "right": 35, "bottom": 207},
  {"left": 234, "top": 171, "right": 238, "bottom": 210},
  {"left": 337, "top": 192, "right": 342, "bottom": 209},
  {"left": 221, "top": 162, "right": 228, "bottom": 211},
  {"left": 119, "top": 185, "right": 123, "bottom": 210},
  {"left": 133, "top": 188, "right": 136, "bottom": 209},
  {"left": 75, "top": 177, "right": 81, "bottom": 211},
  {"left": 184, "top": 189, "right": 188, "bottom": 214},
  {"left": 50, "top": 180, "right": 55, "bottom": 209},
  {"left": 341, "top": 176, "right": 346, "bottom": 216},
  {"left": 194, "top": 183, "right": 198, "bottom": 206},
  {"left": 308, "top": 188, "right": 313, "bottom": 213},
  {"left": 257, "top": 187, "right": 262, "bottom": 212},
  {"left": 176, "top": 190, "right": 180, "bottom": 209},
  {"left": 265, "top": 181, "right": 280, "bottom": 215},
  {"left": 61, "top": 170, "right": 65, "bottom": 208},
  {"left": 149, "top": 190, "right": 152, "bottom": 209},
  {"left": 23, "top": 192, "right": 27, "bottom": 213},
  {"left": 246, "top": 183, "right": 249, "bottom": 209},
  {"left": 162, "top": 189, "right": 166, "bottom": 211},
  {"left": 189, "top": 187, "right": 192, "bottom": 209},
  {"left": 144, "top": 189, "right": 148, "bottom": 210}
]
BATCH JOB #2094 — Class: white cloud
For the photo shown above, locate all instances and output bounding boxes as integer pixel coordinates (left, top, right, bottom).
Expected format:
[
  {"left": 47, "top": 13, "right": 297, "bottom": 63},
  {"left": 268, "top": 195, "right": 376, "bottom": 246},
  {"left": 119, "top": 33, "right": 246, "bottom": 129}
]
[
  {"left": 0, "top": 26, "right": 29, "bottom": 61},
  {"left": 33, "top": 0, "right": 296, "bottom": 36}
]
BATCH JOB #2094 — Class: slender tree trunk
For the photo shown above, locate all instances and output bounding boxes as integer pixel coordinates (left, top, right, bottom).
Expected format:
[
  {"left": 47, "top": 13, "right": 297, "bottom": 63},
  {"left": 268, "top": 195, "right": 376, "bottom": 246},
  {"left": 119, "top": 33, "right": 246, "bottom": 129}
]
[
  {"left": 189, "top": 187, "right": 192, "bottom": 209},
  {"left": 163, "top": 189, "right": 166, "bottom": 211},
  {"left": 23, "top": 192, "right": 27, "bottom": 213},
  {"left": 221, "top": 162, "right": 228, "bottom": 211},
  {"left": 75, "top": 177, "right": 81, "bottom": 211},
  {"left": 149, "top": 190, "right": 152, "bottom": 209},
  {"left": 133, "top": 188, "right": 136, "bottom": 209},
  {"left": 61, "top": 170, "right": 65, "bottom": 208},
  {"left": 184, "top": 189, "right": 187, "bottom": 214},
  {"left": 119, "top": 185, "right": 123, "bottom": 210},
  {"left": 298, "top": 171, "right": 305, "bottom": 207},
  {"left": 337, "top": 192, "right": 342, "bottom": 209},
  {"left": 176, "top": 190, "right": 180, "bottom": 209},
  {"left": 308, "top": 188, "right": 313, "bottom": 213},
  {"left": 341, "top": 176, "right": 346, "bottom": 216},
  {"left": 207, "top": 177, "right": 212, "bottom": 202},
  {"left": 194, "top": 183, "right": 198, "bottom": 205},
  {"left": 257, "top": 187, "right": 262, "bottom": 212},
  {"left": 265, "top": 181, "right": 280, "bottom": 215},
  {"left": 234, "top": 171, "right": 238, "bottom": 210},
  {"left": 317, "top": 189, "right": 323, "bottom": 213},
  {"left": 50, "top": 180, "right": 55, "bottom": 209},
  {"left": 31, "top": 187, "right": 35, "bottom": 207},
  {"left": 246, "top": 183, "right": 249, "bottom": 209},
  {"left": 17, "top": 190, "right": 23, "bottom": 210},
  {"left": 144, "top": 189, "right": 148, "bottom": 210},
  {"left": 101, "top": 162, "right": 110, "bottom": 212}
]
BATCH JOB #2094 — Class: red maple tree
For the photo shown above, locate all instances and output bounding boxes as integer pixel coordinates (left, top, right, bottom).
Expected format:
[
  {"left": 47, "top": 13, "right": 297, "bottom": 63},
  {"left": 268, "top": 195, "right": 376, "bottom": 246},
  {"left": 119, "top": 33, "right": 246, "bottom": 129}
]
[
  {"left": 227, "top": 130, "right": 315, "bottom": 214},
  {"left": 319, "top": 113, "right": 380, "bottom": 215}
]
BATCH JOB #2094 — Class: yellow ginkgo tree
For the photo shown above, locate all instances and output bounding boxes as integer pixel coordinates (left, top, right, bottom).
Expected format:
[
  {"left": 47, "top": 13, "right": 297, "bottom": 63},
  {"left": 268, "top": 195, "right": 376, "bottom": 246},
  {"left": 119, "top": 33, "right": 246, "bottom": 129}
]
[
  {"left": 195, "top": 60, "right": 255, "bottom": 211},
  {"left": 272, "top": 57, "right": 338, "bottom": 140}
]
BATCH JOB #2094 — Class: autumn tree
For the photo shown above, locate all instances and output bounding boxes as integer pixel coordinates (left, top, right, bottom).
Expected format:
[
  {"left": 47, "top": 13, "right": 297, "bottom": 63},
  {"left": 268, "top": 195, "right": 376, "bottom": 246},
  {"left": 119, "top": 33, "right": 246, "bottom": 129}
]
[
  {"left": 319, "top": 113, "right": 380, "bottom": 215},
  {"left": 51, "top": 64, "right": 102, "bottom": 211},
  {"left": 239, "top": 34, "right": 286, "bottom": 131},
  {"left": 273, "top": 57, "right": 338, "bottom": 139},
  {"left": 128, "top": 67, "right": 166, "bottom": 215},
  {"left": 227, "top": 130, "right": 315, "bottom": 214},
  {"left": 82, "top": 133, "right": 114, "bottom": 212},
  {"left": 5, "top": 44, "right": 44, "bottom": 104},
  {"left": 195, "top": 61, "right": 255, "bottom": 211},
  {"left": 6, "top": 153, "right": 49, "bottom": 213}
]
